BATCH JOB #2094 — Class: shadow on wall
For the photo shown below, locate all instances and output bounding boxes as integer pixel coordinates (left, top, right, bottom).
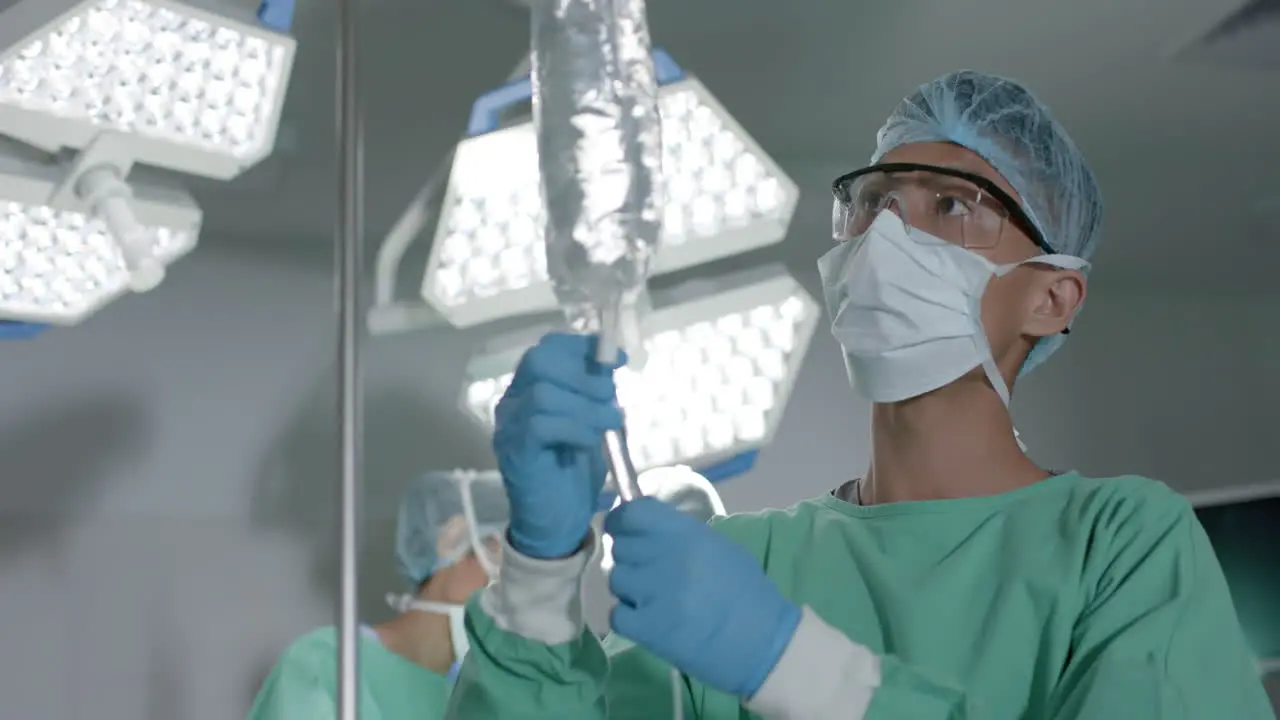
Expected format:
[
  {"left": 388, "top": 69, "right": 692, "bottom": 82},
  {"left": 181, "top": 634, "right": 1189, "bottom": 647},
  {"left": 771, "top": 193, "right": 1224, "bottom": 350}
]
[
  {"left": 0, "top": 395, "right": 149, "bottom": 567},
  {"left": 146, "top": 588, "right": 188, "bottom": 720},
  {"left": 250, "top": 367, "right": 493, "bottom": 623}
]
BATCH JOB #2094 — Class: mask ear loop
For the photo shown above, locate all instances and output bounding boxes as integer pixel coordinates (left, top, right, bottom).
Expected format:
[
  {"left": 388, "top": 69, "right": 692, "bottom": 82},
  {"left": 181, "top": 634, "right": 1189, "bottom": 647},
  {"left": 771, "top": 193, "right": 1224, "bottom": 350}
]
[
  {"left": 971, "top": 253, "right": 1091, "bottom": 450},
  {"left": 455, "top": 469, "right": 501, "bottom": 579},
  {"left": 964, "top": 279, "right": 1028, "bottom": 452},
  {"left": 385, "top": 593, "right": 472, "bottom": 668},
  {"left": 386, "top": 592, "right": 460, "bottom": 616},
  {"left": 965, "top": 272, "right": 1014, "bottom": 408},
  {"left": 386, "top": 592, "right": 414, "bottom": 613}
]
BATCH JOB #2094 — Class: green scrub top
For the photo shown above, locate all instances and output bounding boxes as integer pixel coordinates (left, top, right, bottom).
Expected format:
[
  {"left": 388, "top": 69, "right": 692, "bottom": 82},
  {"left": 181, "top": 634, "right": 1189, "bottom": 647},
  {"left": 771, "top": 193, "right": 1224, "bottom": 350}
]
[
  {"left": 446, "top": 473, "right": 1274, "bottom": 719},
  {"left": 249, "top": 625, "right": 451, "bottom": 720}
]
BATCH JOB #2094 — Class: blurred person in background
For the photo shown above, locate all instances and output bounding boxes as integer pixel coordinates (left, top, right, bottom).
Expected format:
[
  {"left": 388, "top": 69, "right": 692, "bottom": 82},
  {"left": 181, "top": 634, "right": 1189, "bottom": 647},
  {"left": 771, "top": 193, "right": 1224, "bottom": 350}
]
[{"left": 249, "top": 470, "right": 506, "bottom": 720}]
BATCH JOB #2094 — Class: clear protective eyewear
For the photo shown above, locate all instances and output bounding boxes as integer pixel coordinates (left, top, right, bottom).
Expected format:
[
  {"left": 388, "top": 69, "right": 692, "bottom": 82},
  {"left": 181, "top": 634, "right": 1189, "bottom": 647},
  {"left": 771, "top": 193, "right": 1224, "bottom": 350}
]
[{"left": 831, "top": 163, "right": 1050, "bottom": 253}]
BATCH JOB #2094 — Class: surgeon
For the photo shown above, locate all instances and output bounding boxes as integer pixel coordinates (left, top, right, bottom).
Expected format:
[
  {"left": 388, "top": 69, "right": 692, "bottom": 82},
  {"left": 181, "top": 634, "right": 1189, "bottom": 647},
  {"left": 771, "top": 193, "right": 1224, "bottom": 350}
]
[
  {"left": 443, "top": 69, "right": 1276, "bottom": 720},
  {"left": 250, "top": 470, "right": 507, "bottom": 720}
]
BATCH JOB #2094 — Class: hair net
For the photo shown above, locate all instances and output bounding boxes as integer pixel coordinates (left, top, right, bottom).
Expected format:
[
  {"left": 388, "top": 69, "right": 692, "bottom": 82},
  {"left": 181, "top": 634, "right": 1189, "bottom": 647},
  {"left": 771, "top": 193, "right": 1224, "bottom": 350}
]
[
  {"left": 871, "top": 70, "right": 1103, "bottom": 373},
  {"left": 394, "top": 470, "right": 510, "bottom": 589}
]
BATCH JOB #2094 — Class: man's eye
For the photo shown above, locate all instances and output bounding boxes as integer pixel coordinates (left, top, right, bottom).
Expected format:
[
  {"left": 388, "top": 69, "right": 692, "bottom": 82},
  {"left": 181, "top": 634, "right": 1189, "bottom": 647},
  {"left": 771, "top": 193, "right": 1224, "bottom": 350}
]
[{"left": 937, "top": 195, "right": 974, "bottom": 216}]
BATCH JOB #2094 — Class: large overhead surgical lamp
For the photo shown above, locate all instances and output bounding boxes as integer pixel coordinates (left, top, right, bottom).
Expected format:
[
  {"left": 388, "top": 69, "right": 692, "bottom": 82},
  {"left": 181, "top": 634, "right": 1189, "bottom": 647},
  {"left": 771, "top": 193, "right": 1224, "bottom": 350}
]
[
  {"left": 460, "top": 264, "right": 819, "bottom": 481},
  {"left": 369, "top": 49, "right": 800, "bottom": 335},
  {"left": 0, "top": 136, "right": 200, "bottom": 325},
  {"left": 0, "top": 0, "right": 297, "bottom": 334}
]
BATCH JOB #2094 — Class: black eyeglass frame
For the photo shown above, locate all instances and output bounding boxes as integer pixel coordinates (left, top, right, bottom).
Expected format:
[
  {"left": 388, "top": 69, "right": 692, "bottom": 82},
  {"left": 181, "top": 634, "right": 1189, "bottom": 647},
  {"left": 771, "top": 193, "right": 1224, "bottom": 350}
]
[{"left": 831, "top": 162, "right": 1053, "bottom": 255}]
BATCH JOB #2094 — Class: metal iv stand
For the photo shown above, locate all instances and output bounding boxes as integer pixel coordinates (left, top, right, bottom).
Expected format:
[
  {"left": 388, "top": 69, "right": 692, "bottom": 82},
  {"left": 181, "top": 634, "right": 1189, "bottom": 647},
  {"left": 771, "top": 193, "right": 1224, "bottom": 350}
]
[{"left": 335, "top": 0, "right": 364, "bottom": 717}]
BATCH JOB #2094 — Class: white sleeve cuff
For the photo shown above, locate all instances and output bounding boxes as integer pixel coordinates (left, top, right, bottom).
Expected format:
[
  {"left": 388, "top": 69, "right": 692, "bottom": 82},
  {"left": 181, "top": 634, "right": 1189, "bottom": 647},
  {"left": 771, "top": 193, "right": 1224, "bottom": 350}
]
[
  {"left": 744, "top": 606, "right": 882, "bottom": 720},
  {"left": 477, "top": 529, "right": 598, "bottom": 645}
]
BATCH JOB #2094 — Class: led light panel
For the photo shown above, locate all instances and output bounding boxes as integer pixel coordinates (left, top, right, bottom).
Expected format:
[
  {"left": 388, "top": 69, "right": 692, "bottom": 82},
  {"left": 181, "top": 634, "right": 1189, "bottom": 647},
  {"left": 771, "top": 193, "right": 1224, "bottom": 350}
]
[
  {"left": 423, "top": 76, "right": 800, "bottom": 328},
  {"left": 461, "top": 268, "right": 819, "bottom": 472},
  {"left": 0, "top": 150, "right": 200, "bottom": 324},
  {"left": 0, "top": 0, "right": 296, "bottom": 180}
]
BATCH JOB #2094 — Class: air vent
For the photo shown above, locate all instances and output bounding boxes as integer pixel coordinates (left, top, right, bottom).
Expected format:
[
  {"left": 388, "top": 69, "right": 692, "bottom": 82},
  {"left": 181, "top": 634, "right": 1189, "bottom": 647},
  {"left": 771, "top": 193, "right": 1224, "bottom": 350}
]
[{"left": 1176, "top": 0, "right": 1280, "bottom": 69}]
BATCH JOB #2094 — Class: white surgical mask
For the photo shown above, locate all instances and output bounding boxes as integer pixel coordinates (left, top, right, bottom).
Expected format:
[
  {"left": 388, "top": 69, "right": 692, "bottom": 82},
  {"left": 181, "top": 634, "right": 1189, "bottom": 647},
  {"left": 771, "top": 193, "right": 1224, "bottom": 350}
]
[
  {"left": 816, "top": 210, "right": 1088, "bottom": 406},
  {"left": 454, "top": 470, "right": 503, "bottom": 579},
  {"left": 386, "top": 593, "right": 471, "bottom": 669}
]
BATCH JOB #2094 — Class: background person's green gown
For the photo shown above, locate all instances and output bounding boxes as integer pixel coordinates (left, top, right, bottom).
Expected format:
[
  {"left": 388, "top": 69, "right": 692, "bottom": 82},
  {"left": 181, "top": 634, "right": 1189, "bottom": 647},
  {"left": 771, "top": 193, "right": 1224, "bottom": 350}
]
[{"left": 249, "top": 626, "right": 451, "bottom": 720}]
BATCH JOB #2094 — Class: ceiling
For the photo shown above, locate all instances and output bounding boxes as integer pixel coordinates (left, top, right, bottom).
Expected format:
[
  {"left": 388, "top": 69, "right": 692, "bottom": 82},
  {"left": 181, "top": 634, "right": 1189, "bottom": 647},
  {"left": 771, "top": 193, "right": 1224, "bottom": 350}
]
[{"left": 75, "top": 1, "right": 1280, "bottom": 290}]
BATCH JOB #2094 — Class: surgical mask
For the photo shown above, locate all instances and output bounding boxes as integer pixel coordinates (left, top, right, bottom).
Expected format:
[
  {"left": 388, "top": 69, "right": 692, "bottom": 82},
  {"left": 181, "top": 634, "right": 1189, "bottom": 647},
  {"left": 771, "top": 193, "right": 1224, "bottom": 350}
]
[
  {"left": 455, "top": 470, "right": 503, "bottom": 579},
  {"left": 816, "top": 210, "right": 1088, "bottom": 406},
  {"left": 386, "top": 593, "right": 470, "bottom": 670}
]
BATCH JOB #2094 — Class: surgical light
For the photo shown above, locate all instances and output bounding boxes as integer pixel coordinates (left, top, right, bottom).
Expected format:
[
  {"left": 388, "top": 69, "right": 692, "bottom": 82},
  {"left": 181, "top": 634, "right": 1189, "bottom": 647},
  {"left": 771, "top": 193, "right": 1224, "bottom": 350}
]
[
  {"left": 0, "top": 0, "right": 297, "bottom": 179},
  {"left": 0, "top": 0, "right": 294, "bottom": 320},
  {"left": 256, "top": 0, "right": 295, "bottom": 32},
  {"left": 461, "top": 265, "right": 819, "bottom": 473},
  {"left": 422, "top": 60, "right": 800, "bottom": 328},
  {"left": 0, "top": 140, "right": 200, "bottom": 324}
]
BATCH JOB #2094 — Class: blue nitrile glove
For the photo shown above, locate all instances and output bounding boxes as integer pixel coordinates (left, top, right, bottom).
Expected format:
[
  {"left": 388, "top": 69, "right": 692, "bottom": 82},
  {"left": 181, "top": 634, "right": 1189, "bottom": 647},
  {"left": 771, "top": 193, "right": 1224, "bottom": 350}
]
[
  {"left": 493, "top": 333, "right": 626, "bottom": 559},
  {"left": 604, "top": 498, "right": 802, "bottom": 699}
]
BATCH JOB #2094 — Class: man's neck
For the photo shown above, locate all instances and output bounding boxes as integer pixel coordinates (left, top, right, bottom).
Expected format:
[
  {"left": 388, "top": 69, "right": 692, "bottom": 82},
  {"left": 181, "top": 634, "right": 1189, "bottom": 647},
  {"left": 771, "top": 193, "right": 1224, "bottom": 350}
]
[
  {"left": 861, "top": 378, "right": 1048, "bottom": 505},
  {"left": 374, "top": 602, "right": 456, "bottom": 674}
]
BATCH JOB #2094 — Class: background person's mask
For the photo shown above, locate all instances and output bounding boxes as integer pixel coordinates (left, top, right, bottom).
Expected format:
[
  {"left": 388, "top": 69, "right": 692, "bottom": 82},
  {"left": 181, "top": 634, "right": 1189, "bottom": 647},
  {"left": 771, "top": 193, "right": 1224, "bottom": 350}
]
[
  {"left": 817, "top": 210, "right": 1087, "bottom": 406},
  {"left": 386, "top": 594, "right": 470, "bottom": 675}
]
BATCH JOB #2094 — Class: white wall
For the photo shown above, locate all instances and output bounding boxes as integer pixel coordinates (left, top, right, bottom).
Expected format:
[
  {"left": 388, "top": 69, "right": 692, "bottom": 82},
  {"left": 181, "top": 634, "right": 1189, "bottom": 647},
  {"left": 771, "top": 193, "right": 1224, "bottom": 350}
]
[
  {"left": 0, "top": 246, "right": 1275, "bottom": 718},
  {"left": 0, "top": 246, "right": 496, "bottom": 719},
  {"left": 725, "top": 285, "right": 1280, "bottom": 513}
]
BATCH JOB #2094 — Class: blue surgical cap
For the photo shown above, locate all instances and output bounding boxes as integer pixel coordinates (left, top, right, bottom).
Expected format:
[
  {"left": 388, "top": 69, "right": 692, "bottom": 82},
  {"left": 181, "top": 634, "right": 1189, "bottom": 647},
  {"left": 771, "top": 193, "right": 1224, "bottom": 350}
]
[
  {"left": 394, "top": 470, "right": 509, "bottom": 589},
  {"left": 872, "top": 70, "right": 1103, "bottom": 373}
]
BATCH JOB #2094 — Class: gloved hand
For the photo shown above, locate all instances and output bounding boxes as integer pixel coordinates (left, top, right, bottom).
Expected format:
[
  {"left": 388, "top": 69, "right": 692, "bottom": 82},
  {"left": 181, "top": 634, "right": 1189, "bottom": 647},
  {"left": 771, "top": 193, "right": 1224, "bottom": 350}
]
[
  {"left": 493, "top": 333, "right": 625, "bottom": 560},
  {"left": 605, "top": 497, "right": 802, "bottom": 699}
]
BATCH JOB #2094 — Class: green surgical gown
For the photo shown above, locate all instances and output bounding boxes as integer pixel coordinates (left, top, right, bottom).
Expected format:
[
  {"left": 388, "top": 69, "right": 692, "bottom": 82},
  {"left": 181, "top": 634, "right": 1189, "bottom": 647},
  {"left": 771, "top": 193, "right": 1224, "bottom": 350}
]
[
  {"left": 446, "top": 473, "right": 1275, "bottom": 719},
  {"left": 249, "top": 626, "right": 451, "bottom": 720}
]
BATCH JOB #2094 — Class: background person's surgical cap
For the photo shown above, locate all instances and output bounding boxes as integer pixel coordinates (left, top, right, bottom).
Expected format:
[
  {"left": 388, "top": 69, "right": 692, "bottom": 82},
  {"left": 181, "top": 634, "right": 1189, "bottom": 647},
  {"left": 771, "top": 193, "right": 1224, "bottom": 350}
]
[
  {"left": 871, "top": 69, "right": 1103, "bottom": 373},
  {"left": 394, "top": 470, "right": 510, "bottom": 589}
]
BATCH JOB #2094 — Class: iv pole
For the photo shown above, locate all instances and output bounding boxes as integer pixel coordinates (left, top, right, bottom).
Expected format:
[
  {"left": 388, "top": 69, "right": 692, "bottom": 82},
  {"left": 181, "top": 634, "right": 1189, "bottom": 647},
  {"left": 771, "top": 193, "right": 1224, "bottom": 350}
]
[{"left": 336, "top": 0, "right": 364, "bottom": 716}]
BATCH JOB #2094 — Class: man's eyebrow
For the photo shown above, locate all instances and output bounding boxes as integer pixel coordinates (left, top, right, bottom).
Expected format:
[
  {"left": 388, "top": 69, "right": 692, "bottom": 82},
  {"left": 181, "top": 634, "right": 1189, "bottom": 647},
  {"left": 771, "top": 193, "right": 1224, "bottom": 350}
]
[
  {"left": 943, "top": 160, "right": 1018, "bottom": 198},
  {"left": 932, "top": 158, "right": 991, "bottom": 177}
]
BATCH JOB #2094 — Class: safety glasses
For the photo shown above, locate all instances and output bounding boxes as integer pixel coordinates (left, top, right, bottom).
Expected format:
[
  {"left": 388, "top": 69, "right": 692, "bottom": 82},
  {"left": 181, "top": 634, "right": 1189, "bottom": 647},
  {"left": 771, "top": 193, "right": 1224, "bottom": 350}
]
[{"left": 831, "top": 163, "right": 1050, "bottom": 254}]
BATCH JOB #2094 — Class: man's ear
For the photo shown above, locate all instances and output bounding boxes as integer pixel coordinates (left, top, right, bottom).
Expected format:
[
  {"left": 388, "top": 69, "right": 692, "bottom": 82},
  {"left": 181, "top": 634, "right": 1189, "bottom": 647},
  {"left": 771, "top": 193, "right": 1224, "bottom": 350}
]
[{"left": 1024, "top": 268, "right": 1086, "bottom": 338}]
